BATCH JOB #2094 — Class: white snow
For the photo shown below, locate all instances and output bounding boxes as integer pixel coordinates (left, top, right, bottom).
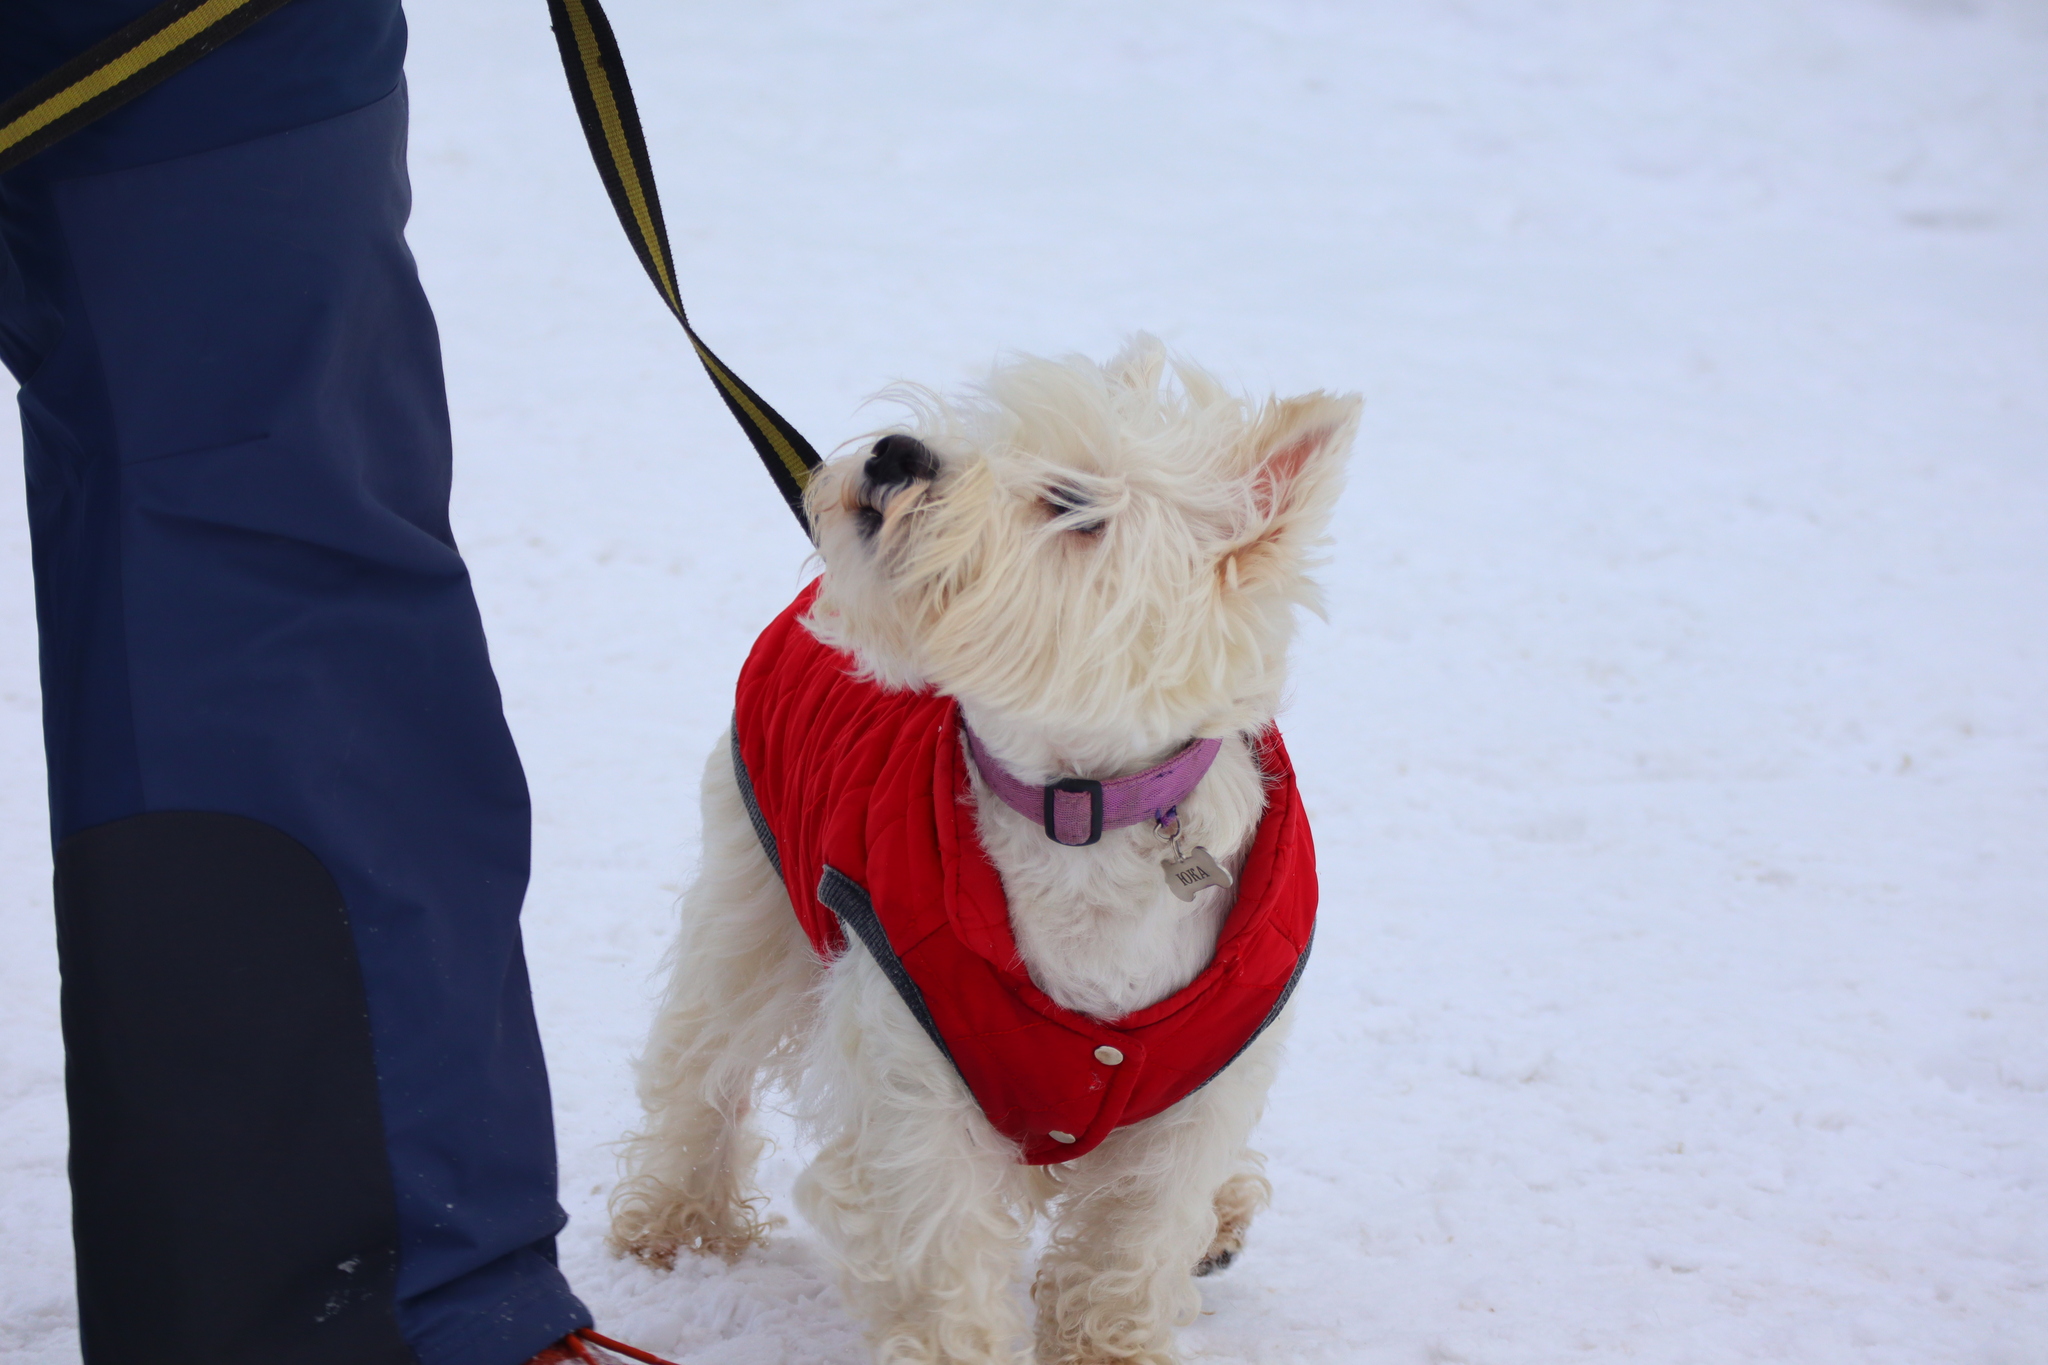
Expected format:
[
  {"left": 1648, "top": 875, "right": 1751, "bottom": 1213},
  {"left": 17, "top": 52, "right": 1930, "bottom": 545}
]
[{"left": 3, "top": 1, "right": 2045, "bottom": 1360}]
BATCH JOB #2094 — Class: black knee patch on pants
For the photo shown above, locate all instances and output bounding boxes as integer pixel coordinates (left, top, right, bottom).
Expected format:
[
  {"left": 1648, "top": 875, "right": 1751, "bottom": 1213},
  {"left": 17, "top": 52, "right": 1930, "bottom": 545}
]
[{"left": 55, "top": 811, "right": 416, "bottom": 1365}]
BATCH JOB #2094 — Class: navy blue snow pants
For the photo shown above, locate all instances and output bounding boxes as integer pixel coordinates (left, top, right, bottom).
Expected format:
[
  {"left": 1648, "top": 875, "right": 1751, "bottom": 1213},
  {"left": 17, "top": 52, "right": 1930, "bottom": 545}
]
[{"left": 0, "top": 4, "right": 593, "bottom": 1362}]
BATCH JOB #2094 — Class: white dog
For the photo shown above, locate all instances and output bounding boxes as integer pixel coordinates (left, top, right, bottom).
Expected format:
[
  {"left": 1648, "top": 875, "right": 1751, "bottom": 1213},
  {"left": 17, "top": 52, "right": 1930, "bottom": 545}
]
[{"left": 610, "top": 336, "right": 1356, "bottom": 1365}]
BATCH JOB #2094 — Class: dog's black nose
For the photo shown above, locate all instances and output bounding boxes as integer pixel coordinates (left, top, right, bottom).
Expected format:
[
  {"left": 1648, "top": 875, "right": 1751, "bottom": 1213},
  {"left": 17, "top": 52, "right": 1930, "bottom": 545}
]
[{"left": 864, "top": 434, "right": 939, "bottom": 487}]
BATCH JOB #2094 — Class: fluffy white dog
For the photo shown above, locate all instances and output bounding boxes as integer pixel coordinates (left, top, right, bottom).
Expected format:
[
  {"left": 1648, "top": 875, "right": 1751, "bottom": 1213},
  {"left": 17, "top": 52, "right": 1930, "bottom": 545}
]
[{"left": 610, "top": 336, "right": 1356, "bottom": 1365}]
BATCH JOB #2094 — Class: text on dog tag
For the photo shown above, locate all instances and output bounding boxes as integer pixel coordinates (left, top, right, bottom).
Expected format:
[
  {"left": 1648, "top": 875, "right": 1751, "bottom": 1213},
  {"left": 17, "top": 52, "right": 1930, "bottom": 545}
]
[{"left": 1161, "top": 846, "right": 1231, "bottom": 902}]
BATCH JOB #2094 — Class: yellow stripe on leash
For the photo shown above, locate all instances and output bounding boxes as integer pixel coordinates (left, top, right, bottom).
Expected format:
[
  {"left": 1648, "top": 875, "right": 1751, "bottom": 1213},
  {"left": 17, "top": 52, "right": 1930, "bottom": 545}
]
[
  {"left": 3, "top": 0, "right": 821, "bottom": 532},
  {"left": 555, "top": 0, "right": 681, "bottom": 316},
  {"left": 0, "top": 0, "right": 295, "bottom": 174},
  {"left": 546, "top": 0, "right": 823, "bottom": 530}
]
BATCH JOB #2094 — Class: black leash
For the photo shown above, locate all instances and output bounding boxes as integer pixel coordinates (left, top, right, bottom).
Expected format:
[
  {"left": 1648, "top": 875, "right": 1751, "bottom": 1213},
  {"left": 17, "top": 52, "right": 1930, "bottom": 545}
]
[
  {"left": 0, "top": 0, "right": 295, "bottom": 176},
  {"left": 542, "top": 0, "right": 821, "bottom": 535},
  {"left": 2, "top": 0, "right": 824, "bottom": 537}
]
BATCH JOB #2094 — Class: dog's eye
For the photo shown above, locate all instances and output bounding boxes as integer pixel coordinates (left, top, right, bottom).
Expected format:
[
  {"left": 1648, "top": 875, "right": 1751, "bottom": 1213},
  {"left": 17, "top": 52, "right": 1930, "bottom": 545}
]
[{"left": 1041, "top": 486, "right": 1105, "bottom": 535}]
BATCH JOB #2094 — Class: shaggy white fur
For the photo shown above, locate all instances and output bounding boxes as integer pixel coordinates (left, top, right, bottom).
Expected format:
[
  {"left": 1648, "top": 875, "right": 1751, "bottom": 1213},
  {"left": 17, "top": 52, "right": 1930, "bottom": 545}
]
[{"left": 610, "top": 336, "right": 1356, "bottom": 1364}]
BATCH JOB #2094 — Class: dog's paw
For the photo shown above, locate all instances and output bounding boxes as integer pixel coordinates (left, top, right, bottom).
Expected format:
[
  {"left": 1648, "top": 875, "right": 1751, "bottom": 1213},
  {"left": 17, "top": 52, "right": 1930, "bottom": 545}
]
[
  {"left": 1192, "top": 1169, "right": 1270, "bottom": 1277},
  {"left": 689, "top": 1216, "right": 779, "bottom": 1264},
  {"left": 1037, "top": 1345, "right": 1180, "bottom": 1365},
  {"left": 607, "top": 1213, "right": 776, "bottom": 1268},
  {"left": 607, "top": 1178, "right": 779, "bottom": 1267},
  {"left": 609, "top": 1232, "right": 681, "bottom": 1271}
]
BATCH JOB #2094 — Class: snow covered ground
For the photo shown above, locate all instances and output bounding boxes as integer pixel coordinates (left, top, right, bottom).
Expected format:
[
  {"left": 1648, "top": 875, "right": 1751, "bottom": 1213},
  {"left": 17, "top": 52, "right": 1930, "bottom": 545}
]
[{"left": 4, "top": 1, "right": 2045, "bottom": 1360}]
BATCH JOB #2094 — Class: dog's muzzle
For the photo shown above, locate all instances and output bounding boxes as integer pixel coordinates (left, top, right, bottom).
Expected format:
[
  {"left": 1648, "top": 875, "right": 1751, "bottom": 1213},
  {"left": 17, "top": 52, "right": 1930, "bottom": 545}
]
[{"left": 864, "top": 434, "right": 939, "bottom": 488}]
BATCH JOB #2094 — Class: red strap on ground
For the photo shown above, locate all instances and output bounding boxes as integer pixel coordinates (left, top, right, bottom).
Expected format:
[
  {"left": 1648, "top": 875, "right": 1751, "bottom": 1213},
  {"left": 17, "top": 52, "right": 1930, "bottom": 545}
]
[{"left": 572, "top": 1328, "right": 684, "bottom": 1365}]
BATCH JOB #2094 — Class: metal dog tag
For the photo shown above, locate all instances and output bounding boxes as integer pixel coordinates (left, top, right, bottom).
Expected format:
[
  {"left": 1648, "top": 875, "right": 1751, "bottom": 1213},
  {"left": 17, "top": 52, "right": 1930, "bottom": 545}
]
[{"left": 1161, "top": 846, "right": 1231, "bottom": 902}]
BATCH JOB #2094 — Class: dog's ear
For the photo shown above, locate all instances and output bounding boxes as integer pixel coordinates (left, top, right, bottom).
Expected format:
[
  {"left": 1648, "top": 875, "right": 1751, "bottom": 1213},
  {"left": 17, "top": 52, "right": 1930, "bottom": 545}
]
[{"left": 1219, "top": 392, "right": 1359, "bottom": 590}]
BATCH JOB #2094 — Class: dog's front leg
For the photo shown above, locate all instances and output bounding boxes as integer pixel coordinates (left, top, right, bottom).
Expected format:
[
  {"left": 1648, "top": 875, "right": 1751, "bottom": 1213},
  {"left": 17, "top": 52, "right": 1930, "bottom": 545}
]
[
  {"left": 1032, "top": 1019, "right": 1290, "bottom": 1365},
  {"left": 610, "top": 735, "right": 815, "bottom": 1267},
  {"left": 797, "top": 951, "right": 1039, "bottom": 1364}
]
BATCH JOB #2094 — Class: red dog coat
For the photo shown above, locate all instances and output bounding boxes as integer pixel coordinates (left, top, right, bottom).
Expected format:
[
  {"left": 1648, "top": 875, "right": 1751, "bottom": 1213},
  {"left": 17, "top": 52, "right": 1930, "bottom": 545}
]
[{"left": 732, "top": 580, "right": 1317, "bottom": 1164}]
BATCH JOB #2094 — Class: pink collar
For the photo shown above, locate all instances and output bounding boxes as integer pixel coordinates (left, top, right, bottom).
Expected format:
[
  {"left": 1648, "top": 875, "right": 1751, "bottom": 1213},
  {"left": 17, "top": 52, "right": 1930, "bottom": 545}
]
[{"left": 963, "top": 725, "right": 1225, "bottom": 847}]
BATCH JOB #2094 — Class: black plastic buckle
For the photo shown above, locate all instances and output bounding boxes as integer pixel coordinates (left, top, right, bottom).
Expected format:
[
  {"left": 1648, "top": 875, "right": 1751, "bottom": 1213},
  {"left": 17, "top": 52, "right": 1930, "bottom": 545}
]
[{"left": 1044, "top": 777, "right": 1105, "bottom": 846}]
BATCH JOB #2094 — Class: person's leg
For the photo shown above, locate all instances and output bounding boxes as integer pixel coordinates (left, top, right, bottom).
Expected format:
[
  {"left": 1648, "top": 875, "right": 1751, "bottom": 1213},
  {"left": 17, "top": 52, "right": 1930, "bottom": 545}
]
[{"left": 1, "top": 6, "right": 590, "bottom": 1363}]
